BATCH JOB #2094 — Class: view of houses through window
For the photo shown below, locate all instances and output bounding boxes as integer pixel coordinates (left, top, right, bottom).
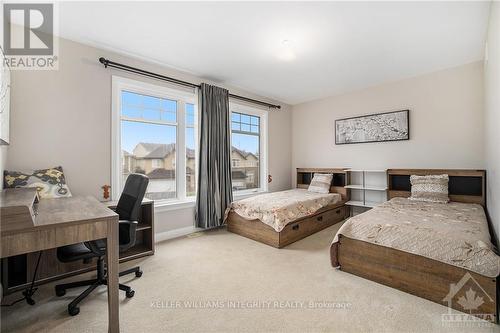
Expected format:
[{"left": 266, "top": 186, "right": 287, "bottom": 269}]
[
  {"left": 120, "top": 90, "right": 196, "bottom": 201},
  {"left": 231, "top": 111, "right": 260, "bottom": 191}
]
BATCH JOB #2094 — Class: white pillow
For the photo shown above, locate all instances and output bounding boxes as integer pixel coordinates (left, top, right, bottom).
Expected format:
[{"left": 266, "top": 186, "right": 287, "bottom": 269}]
[{"left": 308, "top": 173, "right": 333, "bottom": 194}]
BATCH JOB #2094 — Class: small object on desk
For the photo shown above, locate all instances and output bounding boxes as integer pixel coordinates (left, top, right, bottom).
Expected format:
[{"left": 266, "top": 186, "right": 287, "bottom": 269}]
[
  {"left": 102, "top": 184, "right": 111, "bottom": 200},
  {"left": 0, "top": 188, "right": 39, "bottom": 226}
]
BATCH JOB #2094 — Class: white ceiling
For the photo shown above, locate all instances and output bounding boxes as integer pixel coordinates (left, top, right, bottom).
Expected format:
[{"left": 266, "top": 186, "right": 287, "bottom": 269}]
[{"left": 58, "top": 1, "right": 491, "bottom": 105}]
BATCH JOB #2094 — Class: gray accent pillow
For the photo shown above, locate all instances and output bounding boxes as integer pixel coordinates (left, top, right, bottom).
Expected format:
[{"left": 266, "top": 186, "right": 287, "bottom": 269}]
[
  {"left": 410, "top": 174, "right": 449, "bottom": 203},
  {"left": 4, "top": 166, "right": 72, "bottom": 199}
]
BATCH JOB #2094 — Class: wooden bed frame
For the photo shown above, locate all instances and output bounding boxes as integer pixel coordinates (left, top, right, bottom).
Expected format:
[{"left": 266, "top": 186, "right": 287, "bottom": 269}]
[
  {"left": 333, "top": 169, "right": 498, "bottom": 323},
  {"left": 226, "top": 168, "right": 349, "bottom": 248}
]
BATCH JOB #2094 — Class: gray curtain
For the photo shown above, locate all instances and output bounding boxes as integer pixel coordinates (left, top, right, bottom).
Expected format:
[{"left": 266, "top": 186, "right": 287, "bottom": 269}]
[{"left": 195, "top": 83, "right": 233, "bottom": 228}]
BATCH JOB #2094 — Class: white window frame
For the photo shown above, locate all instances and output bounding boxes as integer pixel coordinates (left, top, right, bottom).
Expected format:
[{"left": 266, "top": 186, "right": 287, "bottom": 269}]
[
  {"left": 111, "top": 76, "right": 198, "bottom": 206},
  {"left": 230, "top": 101, "right": 268, "bottom": 196}
]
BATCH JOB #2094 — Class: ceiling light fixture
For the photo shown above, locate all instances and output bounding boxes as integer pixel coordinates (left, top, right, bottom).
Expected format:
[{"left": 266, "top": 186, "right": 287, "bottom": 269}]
[{"left": 277, "top": 39, "right": 296, "bottom": 61}]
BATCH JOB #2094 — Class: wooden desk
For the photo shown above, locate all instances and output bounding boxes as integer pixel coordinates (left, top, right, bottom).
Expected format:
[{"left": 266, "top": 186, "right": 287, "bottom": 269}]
[
  {"left": 0, "top": 189, "right": 120, "bottom": 333},
  {"left": 1, "top": 199, "right": 155, "bottom": 295}
]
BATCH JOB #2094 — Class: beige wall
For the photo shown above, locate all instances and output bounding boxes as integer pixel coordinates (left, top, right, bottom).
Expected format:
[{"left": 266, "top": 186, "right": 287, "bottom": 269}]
[
  {"left": 7, "top": 37, "right": 292, "bottom": 234},
  {"left": 485, "top": 2, "right": 500, "bottom": 241},
  {"left": 291, "top": 61, "right": 485, "bottom": 185}
]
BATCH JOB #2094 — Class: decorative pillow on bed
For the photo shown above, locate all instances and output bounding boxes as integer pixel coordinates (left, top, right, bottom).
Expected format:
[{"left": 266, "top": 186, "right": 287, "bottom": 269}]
[
  {"left": 308, "top": 173, "right": 333, "bottom": 194},
  {"left": 4, "top": 166, "right": 72, "bottom": 199},
  {"left": 409, "top": 174, "right": 449, "bottom": 203}
]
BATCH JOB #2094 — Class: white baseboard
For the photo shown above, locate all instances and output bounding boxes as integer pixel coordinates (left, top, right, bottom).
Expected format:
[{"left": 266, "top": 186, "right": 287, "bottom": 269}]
[{"left": 155, "top": 226, "right": 202, "bottom": 243}]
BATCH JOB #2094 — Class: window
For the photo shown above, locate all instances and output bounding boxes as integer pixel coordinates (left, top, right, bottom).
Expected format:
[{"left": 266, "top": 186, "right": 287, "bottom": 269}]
[
  {"left": 112, "top": 77, "right": 197, "bottom": 204},
  {"left": 152, "top": 159, "right": 162, "bottom": 168},
  {"left": 230, "top": 104, "right": 267, "bottom": 193}
]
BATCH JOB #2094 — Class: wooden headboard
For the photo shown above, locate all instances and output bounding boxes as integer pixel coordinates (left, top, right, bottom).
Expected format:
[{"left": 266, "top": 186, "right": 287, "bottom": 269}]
[
  {"left": 296, "top": 168, "right": 349, "bottom": 201},
  {"left": 387, "top": 169, "right": 486, "bottom": 207}
]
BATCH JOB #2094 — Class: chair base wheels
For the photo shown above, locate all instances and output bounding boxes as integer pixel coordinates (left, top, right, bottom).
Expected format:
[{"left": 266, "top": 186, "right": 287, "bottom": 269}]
[
  {"left": 55, "top": 264, "right": 142, "bottom": 316},
  {"left": 68, "top": 306, "right": 80, "bottom": 316}
]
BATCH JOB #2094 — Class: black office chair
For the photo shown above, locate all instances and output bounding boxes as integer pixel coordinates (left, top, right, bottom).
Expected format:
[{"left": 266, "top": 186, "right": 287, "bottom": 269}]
[{"left": 55, "top": 173, "right": 149, "bottom": 316}]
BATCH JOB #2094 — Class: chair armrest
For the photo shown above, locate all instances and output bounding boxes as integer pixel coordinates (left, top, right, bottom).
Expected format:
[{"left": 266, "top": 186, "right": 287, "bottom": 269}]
[{"left": 119, "top": 220, "right": 138, "bottom": 252}]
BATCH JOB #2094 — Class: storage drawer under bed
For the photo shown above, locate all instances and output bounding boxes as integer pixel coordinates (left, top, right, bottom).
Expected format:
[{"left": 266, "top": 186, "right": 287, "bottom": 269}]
[
  {"left": 279, "top": 205, "right": 348, "bottom": 247},
  {"left": 226, "top": 203, "right": 348, "bottom": 248}
]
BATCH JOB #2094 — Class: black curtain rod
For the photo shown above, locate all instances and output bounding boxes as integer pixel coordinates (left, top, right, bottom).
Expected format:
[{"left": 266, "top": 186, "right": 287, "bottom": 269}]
[{"left": 99, "top": 57, "right": 281, "bottom": 109}]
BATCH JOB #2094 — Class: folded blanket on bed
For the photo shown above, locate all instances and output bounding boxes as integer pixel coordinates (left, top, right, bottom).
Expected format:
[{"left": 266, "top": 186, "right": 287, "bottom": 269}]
[
  {"left": 331, "top": 197, "right": 500, "bottom": 278},
  {"left": 230, "top": 189, "right": 341, "bottom": 232}
]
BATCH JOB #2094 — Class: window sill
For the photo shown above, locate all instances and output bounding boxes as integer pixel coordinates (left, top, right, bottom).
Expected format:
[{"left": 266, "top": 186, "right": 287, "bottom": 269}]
[
  {"left": 233, "top": 189, "right": 268, "bottom": 201},
  {"left": 153, "top": 190, "right": 267, "bottom": 213},
  {"left": 155, "top": 199, "right": 196, "bottom": 213}
]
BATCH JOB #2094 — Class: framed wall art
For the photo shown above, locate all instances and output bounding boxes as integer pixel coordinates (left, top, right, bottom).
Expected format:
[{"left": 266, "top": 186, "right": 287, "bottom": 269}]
[{"left": 335, "top": 109, "right": 409, "bottom": 145}]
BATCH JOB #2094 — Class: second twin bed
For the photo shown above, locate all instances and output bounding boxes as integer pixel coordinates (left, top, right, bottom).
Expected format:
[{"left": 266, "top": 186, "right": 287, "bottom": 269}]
[{"left": 225, "top": 168, "right": 499, "bottom": 322}]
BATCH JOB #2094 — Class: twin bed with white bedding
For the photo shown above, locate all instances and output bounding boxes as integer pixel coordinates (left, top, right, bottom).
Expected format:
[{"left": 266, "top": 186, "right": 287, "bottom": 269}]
[
  {"left": 231, "top": 189, "right": 342, "bottom": 232},
  {"left": 226, "top": 169, "right": 349, "bottom": 248}
]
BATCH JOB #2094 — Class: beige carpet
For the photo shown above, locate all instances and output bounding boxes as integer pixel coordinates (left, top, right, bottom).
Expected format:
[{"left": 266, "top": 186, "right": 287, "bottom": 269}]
[{"left": 1, "top": 222, "right": 499, "bottom": 333}]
